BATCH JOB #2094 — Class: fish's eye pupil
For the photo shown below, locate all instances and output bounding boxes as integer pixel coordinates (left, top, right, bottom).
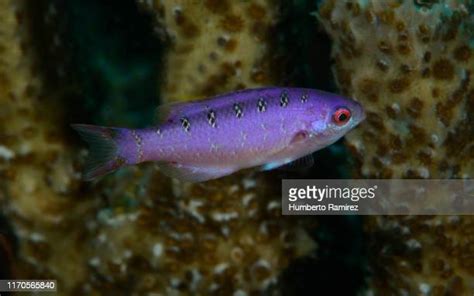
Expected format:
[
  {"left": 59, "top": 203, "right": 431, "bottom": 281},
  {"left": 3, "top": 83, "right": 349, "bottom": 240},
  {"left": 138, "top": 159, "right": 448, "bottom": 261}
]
[{"left": 338, "top": 113, "right": 347, "bottom": 121}]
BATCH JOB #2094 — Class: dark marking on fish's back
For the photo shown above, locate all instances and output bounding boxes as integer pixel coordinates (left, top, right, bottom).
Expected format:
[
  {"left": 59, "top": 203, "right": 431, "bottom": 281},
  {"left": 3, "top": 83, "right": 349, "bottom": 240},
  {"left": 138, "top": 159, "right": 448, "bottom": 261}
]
[
  {"left": 233, "top": 103, "right": 243, "bottom": 118},
  {"left": 280, "top": 90, "right": 289, "bottom": 107},
  {"left": 207, "top": 109, "right": 217, "bottom": 127},
  {"left": 301, "top": 90, "right": 308, "bottom": 103},
  {"left": 181, "top": 117, "right": 191, "bottom": 132},
  {"left": 257, "top": 97, "right": 267, "bottom": 112}
]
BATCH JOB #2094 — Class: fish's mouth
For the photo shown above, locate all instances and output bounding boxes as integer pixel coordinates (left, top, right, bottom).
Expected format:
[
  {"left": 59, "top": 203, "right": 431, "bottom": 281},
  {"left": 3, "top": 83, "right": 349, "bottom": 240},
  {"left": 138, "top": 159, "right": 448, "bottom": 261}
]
[{"left": 359, "top": 108, "right": 366, "bottom": 122}]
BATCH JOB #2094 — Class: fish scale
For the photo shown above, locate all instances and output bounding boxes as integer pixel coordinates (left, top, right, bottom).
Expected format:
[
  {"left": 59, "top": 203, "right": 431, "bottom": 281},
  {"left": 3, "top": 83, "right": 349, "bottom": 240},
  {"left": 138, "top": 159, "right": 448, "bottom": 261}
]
[{"left": 72, "top": 87, "right": 365, "bottom": 182}]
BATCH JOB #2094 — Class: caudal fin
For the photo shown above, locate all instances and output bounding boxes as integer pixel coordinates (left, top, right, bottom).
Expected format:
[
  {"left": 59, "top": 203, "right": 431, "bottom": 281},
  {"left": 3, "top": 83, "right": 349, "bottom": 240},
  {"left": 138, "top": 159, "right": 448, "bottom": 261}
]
[{"left": 71, "top": 124, "right": 125, "bottom": 180}]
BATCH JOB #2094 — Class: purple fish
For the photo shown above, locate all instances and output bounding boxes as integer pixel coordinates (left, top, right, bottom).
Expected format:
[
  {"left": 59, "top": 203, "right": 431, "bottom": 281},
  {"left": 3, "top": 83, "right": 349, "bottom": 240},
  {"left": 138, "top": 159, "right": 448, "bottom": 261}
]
[{"left": 72, "top": 87, "right": 365, "bottom": 182}]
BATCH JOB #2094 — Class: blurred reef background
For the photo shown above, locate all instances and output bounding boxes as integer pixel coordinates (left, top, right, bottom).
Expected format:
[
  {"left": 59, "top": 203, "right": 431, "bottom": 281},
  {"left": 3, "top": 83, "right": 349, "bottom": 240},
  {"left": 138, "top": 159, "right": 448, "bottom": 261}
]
[{"left": 0, "top": 0, "right": 473, "bottom": 295}]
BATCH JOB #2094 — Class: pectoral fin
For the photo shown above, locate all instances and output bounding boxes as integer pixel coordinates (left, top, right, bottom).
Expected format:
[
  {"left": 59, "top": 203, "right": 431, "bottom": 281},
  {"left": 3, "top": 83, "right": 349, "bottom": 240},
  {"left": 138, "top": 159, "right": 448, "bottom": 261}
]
[
  {"left": 158, "top": 162, "right": 235, "bottom": 182},
  {"left": 290, "top": 130, "right": 310, "bottom": 144}
]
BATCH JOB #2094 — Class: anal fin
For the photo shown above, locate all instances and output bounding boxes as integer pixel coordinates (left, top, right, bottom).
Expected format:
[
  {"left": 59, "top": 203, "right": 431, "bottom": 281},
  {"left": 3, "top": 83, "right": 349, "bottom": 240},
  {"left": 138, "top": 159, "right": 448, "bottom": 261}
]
[
  {"left": 283, "top": 154, "right": 314, "bottom": 170},
  {"left": 260, "top": 154, "right": 314, "bottom": 172},
  {"left": 158, "top": 162, "right": 235, "bottom": 182}
]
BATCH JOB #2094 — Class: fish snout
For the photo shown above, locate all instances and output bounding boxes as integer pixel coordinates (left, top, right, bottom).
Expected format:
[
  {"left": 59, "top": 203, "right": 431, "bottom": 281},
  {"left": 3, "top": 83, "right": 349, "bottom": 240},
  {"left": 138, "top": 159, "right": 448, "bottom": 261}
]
[{"left": 352, "top": 101, "right": 366, "bottom": 125}]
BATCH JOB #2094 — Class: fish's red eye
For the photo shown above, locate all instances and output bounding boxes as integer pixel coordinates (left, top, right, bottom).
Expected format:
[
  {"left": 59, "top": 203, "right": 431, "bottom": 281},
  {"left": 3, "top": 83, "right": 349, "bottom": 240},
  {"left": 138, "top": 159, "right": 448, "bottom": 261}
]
[{"left": 333, "top": 107, "right": 351, "bottom": 125}]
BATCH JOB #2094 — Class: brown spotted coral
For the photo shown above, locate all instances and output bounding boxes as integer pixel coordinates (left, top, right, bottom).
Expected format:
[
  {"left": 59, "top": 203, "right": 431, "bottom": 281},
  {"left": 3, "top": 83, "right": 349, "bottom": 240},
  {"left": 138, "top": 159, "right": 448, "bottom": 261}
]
[
  {"left": 138, "top": 0, "right": 280, "bottom": 102},
  {"left": 319, "top": 0, "right": 473, "bottom": 179},
  {"left": 318, "top": 0, "right": 474, "bottom": 294}
]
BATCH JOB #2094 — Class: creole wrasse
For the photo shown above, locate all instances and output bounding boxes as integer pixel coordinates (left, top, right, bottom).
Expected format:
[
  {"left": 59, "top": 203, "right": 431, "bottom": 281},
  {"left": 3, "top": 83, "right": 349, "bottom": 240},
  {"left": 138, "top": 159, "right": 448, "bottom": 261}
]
[{"left": 72, "top": 87, "right": 365, "bottom": 182}]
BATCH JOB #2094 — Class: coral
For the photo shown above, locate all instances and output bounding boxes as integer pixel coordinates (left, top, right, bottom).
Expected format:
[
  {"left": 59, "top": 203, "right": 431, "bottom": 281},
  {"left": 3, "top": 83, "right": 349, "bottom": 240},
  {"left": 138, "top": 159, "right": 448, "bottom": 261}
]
[
  {"left": 366, "top": 215, "right": 474, "bottom": 295},
  {"left": 318, "top": 0, "right": 474, "bottom": 294},
  {"left": 0, "top": 1, "right": 316, "bottom": 295},
  {"left": 82, "top": 172, "right": 316, "bottom": 294},
  {"left": 0, "top": 0, "right": 98, "bottom": 291},
  {"left": 318, "top": 0, "right": 473, "bottom": 179},
  {"left": 138, "top": 0, "right": 280, "bottom": 102}
]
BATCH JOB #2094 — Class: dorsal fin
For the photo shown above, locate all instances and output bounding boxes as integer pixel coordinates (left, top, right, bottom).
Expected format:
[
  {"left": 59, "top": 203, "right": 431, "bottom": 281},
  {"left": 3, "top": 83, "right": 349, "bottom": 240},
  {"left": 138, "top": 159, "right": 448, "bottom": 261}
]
[
  {"left": 155, "top": 101, "right": 205, "bottom": 123},
  {"left": 155, "top": 88, "right": 265, "bottom": 123}
]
